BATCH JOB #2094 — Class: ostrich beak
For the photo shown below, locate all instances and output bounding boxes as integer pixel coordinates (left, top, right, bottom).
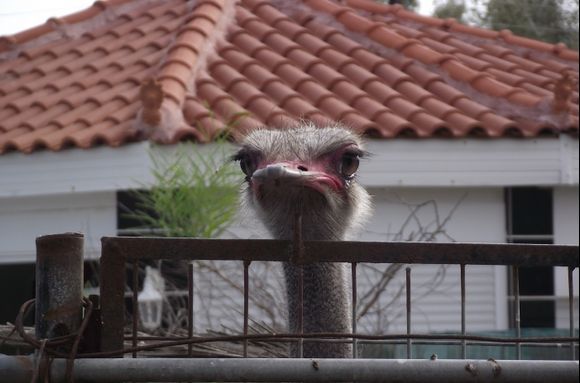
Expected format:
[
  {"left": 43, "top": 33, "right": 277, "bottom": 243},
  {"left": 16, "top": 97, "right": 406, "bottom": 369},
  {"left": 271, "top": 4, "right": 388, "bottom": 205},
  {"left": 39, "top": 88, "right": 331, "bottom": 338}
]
[{"left": 251, "top": 163, "right": 342, "bottom": 194}]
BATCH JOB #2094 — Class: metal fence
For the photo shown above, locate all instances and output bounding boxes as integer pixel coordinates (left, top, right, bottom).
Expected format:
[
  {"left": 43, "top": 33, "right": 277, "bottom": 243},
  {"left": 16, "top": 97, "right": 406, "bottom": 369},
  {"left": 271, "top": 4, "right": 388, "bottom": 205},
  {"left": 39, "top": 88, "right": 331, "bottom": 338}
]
[{"left": 0, "top": 232, "right": 578, "bottom": 382}]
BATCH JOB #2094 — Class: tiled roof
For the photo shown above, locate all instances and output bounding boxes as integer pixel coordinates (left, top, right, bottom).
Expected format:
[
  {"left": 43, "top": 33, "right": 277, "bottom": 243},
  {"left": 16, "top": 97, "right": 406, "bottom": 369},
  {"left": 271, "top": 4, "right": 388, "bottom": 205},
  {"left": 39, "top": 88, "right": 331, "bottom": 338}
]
[{"left": 0, "top": 0, "right": 578, "bottom": 154}]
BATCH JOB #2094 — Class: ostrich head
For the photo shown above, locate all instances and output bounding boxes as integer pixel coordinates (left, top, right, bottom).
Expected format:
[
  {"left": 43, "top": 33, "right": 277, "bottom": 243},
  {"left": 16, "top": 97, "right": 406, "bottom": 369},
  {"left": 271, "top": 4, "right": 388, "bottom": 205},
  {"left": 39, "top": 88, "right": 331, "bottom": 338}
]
[
  {"left": 234, "top": 122, "right": 371, "bottom": 242},
  {"left": 234, "top": 122, "right": 371, "bottom": 358}
]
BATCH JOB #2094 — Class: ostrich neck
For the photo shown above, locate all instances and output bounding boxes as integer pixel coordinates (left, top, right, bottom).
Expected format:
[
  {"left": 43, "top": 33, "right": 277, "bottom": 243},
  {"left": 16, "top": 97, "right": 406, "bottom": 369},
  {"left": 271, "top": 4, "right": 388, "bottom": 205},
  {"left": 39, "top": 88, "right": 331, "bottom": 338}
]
[
  {"left": 284, "top": 262, "right": 352, "bottom": 358},
  {"left": 278, "top": 218, "right": 353, "bottom": 358}
]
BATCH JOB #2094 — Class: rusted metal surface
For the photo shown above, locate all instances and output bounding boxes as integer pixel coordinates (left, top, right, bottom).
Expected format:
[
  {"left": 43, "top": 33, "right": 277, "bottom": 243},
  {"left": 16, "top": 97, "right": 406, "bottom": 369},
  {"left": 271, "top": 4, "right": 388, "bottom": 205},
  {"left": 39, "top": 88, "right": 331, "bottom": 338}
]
[
  {"left": 569, "top": 266, "right": 576, "bottom": 360},
  {"left": 187, "top": 263, "right": 194, "bottom": 358},
  {"left": 4, "top": 234, "right": 577, "bottom": 382},
  {"left": 80, "top": 295, "right": 102, "bottom": 353},
  {"left": 2, "top": 355, "right": 578, "bottom": 383},
  {"left": 460, "top": 264, "right": 467, "bottom": 359},
  {"left": 513, "top": 266, "right": 522, "bottom": 360},
  {"left": 99, "top": 236, "right": 579, "bottom": 356},
  {"left": 406, "top": 267, "right": 412, "bottom": 359},
  {"left": 131, "top": 260, "right": 139, "bottom": 359},
  {"left": 351, "top": 262, "right": 358, "bottom": 359},
  {"left": 44, "top": 357, "right": 580, "bottom": 383},
  {"left": 99, "top": 243, "right": 125, "bottom": 353},
  {"left": 243, "top": 260, "right": 250, "bottom": 358},
  {"left": 100, "top": 237, "right": 579, "bottom": 266},
  {"left": 35, "top": 233, "right": 84, "bottom": 341},
  {"left": 292, "top": 212, "right": 304, "bottom": 358}
]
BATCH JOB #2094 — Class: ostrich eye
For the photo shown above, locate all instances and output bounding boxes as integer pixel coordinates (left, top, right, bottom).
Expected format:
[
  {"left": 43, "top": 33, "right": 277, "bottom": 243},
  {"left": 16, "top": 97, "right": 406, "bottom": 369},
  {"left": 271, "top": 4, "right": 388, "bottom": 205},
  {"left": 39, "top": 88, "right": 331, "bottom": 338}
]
[
  {"left": 240, "top": 157, "right": 255, "bottom": 176},
  {"left": 339, "top": 152, "right": 360, "bottom": 179},
  {"left": 234, "top": 150, "right": 258, "bottom": 177}
]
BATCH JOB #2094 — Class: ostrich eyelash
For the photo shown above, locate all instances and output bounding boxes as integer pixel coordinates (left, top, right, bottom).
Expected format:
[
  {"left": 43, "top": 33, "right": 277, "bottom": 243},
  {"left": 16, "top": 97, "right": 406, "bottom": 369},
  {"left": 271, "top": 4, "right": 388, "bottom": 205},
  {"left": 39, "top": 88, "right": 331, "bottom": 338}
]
[{"left": 230, "top": 150, "right": 253, "bottom": 165}]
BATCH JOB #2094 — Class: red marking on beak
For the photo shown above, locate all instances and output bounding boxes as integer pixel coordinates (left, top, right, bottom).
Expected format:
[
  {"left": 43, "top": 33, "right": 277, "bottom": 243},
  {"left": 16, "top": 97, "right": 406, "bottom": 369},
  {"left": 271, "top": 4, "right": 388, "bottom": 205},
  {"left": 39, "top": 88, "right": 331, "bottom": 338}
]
[{"left": 251, "top": 162, "right": 343, "bottom": 194}]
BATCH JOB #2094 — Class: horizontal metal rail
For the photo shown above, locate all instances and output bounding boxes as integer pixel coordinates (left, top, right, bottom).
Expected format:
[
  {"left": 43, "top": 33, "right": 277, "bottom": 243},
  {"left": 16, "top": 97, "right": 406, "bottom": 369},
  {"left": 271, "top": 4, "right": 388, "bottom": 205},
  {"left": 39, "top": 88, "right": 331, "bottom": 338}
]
[
  {"left": 1, "top": 355, "right": 578, "bottom": 383},
  {"left": 123, "top": 333, "right": 578, "bottom": 344},
  {"left": 101, "top": 237, "right": 579, "bottom": 266}
]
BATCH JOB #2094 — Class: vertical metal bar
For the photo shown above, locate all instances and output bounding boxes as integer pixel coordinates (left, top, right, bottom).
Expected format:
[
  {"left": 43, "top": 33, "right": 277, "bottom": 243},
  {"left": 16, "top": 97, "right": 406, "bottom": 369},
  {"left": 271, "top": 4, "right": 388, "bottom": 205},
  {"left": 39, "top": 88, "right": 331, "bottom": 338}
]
[
  {"left": 406, "top": 267, "right": 412, "bottom": 359},
  {"left": 351, "top": 262, "right": 358, "bottom": 359},
  {"left": 83, "top": 294, "right": 102, "bottom": 353},
  {"left": 188, "top": 263, "right": 194, "bottom": 358},
  {"left": 132, "top": 260, "right": 139, "bottom": 359},
  {"left": 513, "top": 265, "right": 521, "bottom": 360},
  {"left": 100, "top": 239, "right": 126, "bottom": 354},
  {"left": 35, "top": 233, "right": 84, "bottom": 340},
  {"left": 292, "top": 212, "right": 304, "bottom": 263},
  {"left": 297, "top": 265, "right": 304, "bottom": 359},
  {"left": 243, "top": 261, "right": 251, "bottom": 358},
  {"left": 460, "top": 264, "right": 467, "bottom": 359},
  {"left": 568, "top": 266, "right": 576, "bottom": 360},
  {"left": 293, "top": 212, "right": 304, "bottom": 358}
]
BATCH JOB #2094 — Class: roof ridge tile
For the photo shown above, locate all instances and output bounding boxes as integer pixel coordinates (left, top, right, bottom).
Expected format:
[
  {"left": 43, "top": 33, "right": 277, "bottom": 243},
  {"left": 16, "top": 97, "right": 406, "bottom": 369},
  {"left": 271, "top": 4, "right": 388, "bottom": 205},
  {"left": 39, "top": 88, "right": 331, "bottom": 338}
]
[{"left": 140, "top": 0, "right": 236, "bottom": 144}]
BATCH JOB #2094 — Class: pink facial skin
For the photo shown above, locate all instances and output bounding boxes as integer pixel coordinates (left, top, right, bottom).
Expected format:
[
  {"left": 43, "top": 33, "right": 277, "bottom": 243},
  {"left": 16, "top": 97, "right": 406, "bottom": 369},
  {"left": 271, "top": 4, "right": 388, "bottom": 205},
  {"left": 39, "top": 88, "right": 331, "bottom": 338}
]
[{"left": 249, "top": 144, "right": 360, "bottom": 198}]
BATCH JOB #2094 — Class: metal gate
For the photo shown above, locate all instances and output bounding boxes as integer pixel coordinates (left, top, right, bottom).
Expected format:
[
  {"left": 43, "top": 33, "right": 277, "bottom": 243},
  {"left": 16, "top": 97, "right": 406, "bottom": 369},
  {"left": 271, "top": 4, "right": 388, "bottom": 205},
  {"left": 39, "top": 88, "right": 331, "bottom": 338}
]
[{"left": 0, "top": 232, "right": 578, "bottom": 382}]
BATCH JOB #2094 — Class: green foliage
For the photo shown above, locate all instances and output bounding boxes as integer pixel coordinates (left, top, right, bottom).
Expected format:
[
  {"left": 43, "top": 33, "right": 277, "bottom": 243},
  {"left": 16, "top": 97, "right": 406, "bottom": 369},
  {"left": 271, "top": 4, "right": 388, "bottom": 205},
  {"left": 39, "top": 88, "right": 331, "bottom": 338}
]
[
  {"left": 475, "top": 0, "right": 579, "bottom": 50},
  {"left": 126, "top": 140, "right": 241, "bottom": 238},
  {"left": 433, "top": 0, "right": 467, "bottom": 22},
  {"left": 376, "top": 0, "right": 419, "bottom": 11}
]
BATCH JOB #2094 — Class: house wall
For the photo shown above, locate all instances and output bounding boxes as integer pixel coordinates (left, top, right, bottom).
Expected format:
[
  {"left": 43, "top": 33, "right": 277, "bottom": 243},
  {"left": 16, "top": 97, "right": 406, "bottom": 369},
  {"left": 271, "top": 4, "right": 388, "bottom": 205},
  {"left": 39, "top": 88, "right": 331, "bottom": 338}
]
[
  {"left": 0, "top": 191, "right": 116, "bottom": 263},
  {"left": 0, "top": 138, "right": 577, "bottom": 334},
  {"left": 223, "top": 187, "right": 509, "bottom": 334},
  {"left": 554, "top": 186, "right": 580, "bottom": 329},
  {"left": 357, "top": 186, "right": 579, "bottom": 332},
  {"left": 361, "top": 136, "right": 578, "bottom": 187},
  {"left": 1, "top": 137, "right": 578, "bottom": 199},
  {"left": 225, "top": 186, "right": 579, "bottom": 333},
  {"left": 0, "top": 191, "right": 117, "bottom": 323},
  {"left": 2, "top": 185, "right": 570, "bottom": 333},
  {"left": 349, "top": 187, "right": 508, "bottom": 334}
]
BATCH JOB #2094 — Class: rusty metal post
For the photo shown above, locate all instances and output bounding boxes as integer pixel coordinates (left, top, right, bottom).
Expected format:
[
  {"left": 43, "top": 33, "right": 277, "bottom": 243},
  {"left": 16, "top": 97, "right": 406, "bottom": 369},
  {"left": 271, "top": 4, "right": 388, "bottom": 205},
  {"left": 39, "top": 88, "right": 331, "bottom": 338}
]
[
  {"left": 35, "top": 233, "right": 84, "bottom": 340},
  {"left": 100, "top": 237, "right": 126, "bottom": 353}
]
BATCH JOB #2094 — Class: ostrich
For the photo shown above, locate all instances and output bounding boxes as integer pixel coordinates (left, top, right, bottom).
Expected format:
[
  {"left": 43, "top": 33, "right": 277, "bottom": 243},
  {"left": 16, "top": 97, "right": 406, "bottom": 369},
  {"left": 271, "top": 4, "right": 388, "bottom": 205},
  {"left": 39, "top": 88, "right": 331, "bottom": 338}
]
[{"left": 233, "top": 122, "right": 371, "bottom": 358}]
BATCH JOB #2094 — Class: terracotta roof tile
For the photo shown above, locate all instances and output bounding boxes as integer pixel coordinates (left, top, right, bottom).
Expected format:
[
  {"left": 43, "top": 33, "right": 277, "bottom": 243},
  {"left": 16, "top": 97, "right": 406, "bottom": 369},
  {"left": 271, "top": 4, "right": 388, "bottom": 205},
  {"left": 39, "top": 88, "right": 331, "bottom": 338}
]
[{"left": 0, "top": 0, "right": 578, "bottom": 154}]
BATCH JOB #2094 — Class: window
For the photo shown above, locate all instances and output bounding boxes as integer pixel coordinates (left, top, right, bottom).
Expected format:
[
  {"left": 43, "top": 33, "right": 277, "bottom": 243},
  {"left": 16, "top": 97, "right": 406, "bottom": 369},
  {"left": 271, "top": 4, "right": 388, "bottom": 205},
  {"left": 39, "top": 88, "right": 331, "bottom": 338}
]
[
  {"left": 117, "top": 190, "right": 162, "bottom": 236},
  {"left": 0, "top": 264, "right": 35, "bottom": 327},
  {"left": 505, "top": 187, "right": 555, "bottom": 328},
  {"left": 0, "top": 261, "right": 101, "bottom": 336}
]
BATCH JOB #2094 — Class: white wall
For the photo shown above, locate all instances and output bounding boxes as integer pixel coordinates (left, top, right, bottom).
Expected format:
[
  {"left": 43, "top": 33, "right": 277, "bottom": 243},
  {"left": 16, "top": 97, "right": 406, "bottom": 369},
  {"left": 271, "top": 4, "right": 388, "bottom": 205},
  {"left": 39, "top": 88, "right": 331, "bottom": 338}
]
[
  {"left": 1, "top": 137, "right": 577, "bottom": 199},
  {"left": 554, "top": 186, "right": 580, "bottom": 246},
  {"left": 0, "top": 142, "right": 151, "bottom": 198},
  {"left": 553, "top": 186, "right": 580, "bottom": 329},
  {"left": 357, "top": 187, "right": 506, "bottom": 243},
  {"left": 223, "top": 187, "right": 510, "bottom": 333},
  {"left": 0, "top": 191, "right": 117, "bottom": 264},
  {"left": 0, "top": 169, "right": 575, "bottom": 334},
  {"left": 361, "top": 137, "right": 578, "bottom": 187},
  {"left": 357, "top": 188, "right": 507, "bottom": 333},
  {"left": 189, "top": 185, "right": 579, "bottom": 333}
]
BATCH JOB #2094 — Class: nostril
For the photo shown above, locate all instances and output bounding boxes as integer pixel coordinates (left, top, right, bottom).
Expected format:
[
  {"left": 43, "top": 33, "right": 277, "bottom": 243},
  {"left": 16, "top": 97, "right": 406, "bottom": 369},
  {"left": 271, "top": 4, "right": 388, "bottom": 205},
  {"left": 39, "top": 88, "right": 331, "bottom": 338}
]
[{"left": 298, "top": 165, "right": 308, "bottom": 171}]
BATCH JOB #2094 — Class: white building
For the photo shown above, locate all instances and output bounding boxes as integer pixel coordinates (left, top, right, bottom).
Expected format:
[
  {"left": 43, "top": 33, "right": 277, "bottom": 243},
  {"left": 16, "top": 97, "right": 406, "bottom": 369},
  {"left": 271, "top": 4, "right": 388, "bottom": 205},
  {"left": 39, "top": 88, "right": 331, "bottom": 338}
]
[
  {"left": 1, "top": 137, "right": 577, "bottom": 335},
  {"left": 0, "top": 0, "right": 578, "bottom": 352}
]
